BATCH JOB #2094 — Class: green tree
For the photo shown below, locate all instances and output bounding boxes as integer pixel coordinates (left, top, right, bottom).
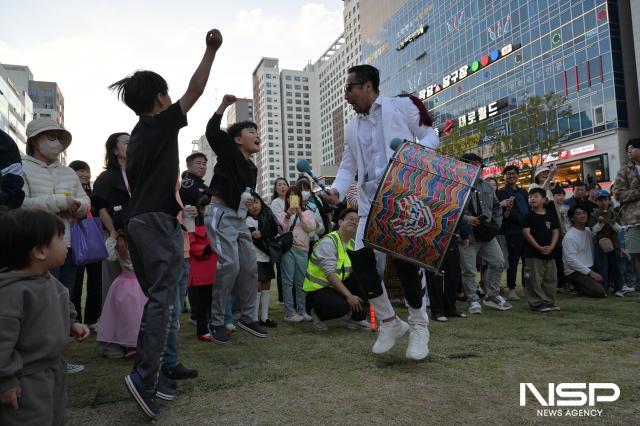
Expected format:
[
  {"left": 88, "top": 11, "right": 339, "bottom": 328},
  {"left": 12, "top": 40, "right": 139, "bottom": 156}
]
[{"left": 491, "top": 92, "right": 572, "bottom": 176}]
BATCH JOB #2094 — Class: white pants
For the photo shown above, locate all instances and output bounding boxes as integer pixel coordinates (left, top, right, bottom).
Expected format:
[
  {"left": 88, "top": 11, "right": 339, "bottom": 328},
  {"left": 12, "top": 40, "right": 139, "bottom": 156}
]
[{"left": 355, "top": 216, "right": 429, "bottom": 326}]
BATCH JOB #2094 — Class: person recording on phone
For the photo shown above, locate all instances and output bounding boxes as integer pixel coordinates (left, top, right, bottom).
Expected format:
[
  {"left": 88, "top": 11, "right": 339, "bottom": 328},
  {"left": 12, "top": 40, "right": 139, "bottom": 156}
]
[
  {"left": 497, "top": 164, "right": 530, "bottom": 301},
  {"left": 276, "top": 186, "right": 316, "bottom": 322},
  {"left": 323, "top": 64, "right": 438, "bottom": 360}
]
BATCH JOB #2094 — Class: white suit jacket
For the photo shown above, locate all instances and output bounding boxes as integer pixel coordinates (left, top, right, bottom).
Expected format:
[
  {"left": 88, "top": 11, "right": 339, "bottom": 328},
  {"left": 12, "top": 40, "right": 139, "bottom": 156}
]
[{"left": 332, "top": 95, "right": 440, "bottom": 216}]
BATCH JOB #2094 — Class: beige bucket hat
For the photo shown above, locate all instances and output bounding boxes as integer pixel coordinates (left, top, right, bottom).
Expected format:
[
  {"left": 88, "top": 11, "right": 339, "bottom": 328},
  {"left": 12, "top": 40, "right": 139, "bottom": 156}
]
[{"left": 26, "top": 118, "right": 72, "bottom": 149}]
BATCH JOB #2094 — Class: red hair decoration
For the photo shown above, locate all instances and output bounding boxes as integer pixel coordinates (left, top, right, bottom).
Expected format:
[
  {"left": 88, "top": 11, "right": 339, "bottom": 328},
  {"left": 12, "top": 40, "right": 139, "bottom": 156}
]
[{"left": 398, "top": 93, "right": 433, "bottom": 126}]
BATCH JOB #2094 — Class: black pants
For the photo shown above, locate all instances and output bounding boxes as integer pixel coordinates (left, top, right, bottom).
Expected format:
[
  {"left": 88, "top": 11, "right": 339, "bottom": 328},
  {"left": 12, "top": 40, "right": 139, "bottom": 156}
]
[
  {"left": 72, "top": 261, "right": 103, "bottom": 324},
  {"left": 305, "top": 275, "right": 366, "bottom": 321},
  {"left": 554, "top": 241, "right": 566, "bottom": 288},
  {"left": 195, "top": 285, "right": 213, "bottom": 337},
  {"left": 506, "top": 232, "right": 526, "bottom": 289},
  {"left": 127, "top": 212, "right": 183, "bottom": 391},
  {"left": 425, "top": 244, "right": 460, "bottom": 318},
  {"left": 187, "top": 287, "right": 199, "bottom": 320}
]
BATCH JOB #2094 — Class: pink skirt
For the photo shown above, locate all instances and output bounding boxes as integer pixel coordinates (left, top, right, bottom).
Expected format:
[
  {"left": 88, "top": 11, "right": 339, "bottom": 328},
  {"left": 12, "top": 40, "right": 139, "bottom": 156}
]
[{"left": 97, "top": 271, "right": 147, "bottom": 348}]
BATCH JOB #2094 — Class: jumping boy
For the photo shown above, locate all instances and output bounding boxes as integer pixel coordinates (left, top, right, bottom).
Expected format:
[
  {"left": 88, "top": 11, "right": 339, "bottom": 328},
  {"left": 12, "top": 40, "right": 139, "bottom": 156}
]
[
  {"left": 204, "top": 94, "right": 267, "bottom": 343},
  {"left": 109, "top": 29, "right": 222, "bottom": 418}
]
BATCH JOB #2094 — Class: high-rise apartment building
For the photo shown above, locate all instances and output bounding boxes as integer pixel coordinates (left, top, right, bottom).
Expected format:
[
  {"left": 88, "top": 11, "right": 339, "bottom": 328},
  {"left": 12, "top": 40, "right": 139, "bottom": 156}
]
[
  {"left": 252, "top": 58, "right": 321, "bottom": 199},
  {"left": 226, "top": 98, "right": 254, "bottom": 128},
  {"left": 0, "top": 64, "right": 33, "bottom": 147}
]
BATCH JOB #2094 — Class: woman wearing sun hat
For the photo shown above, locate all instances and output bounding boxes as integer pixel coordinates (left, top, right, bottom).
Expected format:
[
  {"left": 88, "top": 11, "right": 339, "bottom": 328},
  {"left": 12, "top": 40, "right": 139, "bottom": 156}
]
[
  {"left": 22, "top": 118, "right": 91, "bottom": 281},
  {"left": 20, "top": 117, "right": 91, "bottom": 374},
  {"left": 529, "top": 164, "right": 557, "bottom": 200}
]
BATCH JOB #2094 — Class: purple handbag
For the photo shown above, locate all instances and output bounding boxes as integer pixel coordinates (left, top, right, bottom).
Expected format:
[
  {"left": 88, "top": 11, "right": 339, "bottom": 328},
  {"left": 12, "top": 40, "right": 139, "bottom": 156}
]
[{"left": 71, "top": 210, "right": 108, "bottom": 265}]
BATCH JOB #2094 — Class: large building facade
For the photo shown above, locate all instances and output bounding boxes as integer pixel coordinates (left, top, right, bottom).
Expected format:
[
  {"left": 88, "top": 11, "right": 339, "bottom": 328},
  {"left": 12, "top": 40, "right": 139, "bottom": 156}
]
[
  {"left": 226, "top": 98, "right": 254, "bottom": 128},
  {"left": 360, "top": 0, "right": 639, "bottom": 186},
  {"left": 0, "top": 64, "right": 33, "bottom": 147},
  {"left": 252, "top": 58, "right": 321, "bottom": 198}
]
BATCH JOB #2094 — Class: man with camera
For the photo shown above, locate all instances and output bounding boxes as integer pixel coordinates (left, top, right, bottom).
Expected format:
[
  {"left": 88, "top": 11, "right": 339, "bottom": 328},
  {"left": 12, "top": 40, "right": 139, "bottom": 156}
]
[{"left": 459, "top": 153, "right": 511, "bottom": 315}]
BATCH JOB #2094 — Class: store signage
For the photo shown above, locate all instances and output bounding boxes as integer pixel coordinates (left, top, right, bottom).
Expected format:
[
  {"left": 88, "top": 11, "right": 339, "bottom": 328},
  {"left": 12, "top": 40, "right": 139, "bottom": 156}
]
[
  {"left": 483, "top": 144, "right": 598, "bottom": 176},
  {"left": 397, "top": 25, "right": 428, "bottom": 50},
  {"left": 543, "top": 144, "right": 596, "bottom": 163},
  {"left": 458, "top": 97, "right": 508, "bottom": 128},
  {"left": 419, "top": 43, "right": 521, "bottom": 100}
]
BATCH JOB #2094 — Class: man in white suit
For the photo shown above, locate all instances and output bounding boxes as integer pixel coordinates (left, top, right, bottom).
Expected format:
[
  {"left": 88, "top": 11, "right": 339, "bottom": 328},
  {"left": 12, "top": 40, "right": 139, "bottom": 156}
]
[{"left": 325, "top": 65, "right": 439, "bottom": 360}]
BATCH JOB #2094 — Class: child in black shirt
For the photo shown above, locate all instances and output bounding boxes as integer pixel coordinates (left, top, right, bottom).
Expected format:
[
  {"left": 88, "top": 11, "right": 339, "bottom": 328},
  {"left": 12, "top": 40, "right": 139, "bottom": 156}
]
[
  {"left": 522, "top": 188, "right": 560, "bottom": 312},
  {"left": 204, "top": 94, "right": 267, "bottom": 343},
  {"left": 109, "top": 29, "right": 222, "bottom": 419}
]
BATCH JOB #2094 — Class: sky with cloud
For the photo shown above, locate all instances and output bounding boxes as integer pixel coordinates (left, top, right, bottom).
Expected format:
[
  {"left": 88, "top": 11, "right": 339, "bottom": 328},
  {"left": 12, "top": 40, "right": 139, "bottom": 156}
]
[{"left": 0, "top": 0, "right": 344, "bottom": 173}]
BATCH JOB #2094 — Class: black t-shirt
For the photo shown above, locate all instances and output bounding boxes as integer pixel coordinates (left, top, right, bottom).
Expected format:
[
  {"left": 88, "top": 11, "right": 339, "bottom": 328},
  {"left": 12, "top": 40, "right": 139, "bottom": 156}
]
[
  {"left": 91, "top": 168, "right": 131, "bottom": 228},
  {"left": 523, "top": 209, "right": 559, "bottom": 259},
  {"left": 179, "top": 172, "right": 208, "bottom": 207},
  {"left": 125, "top": 102, "right": 187, "bottom": 218},
  {"left": 206, "top": 113, "right": 257, "bottom": 210}
]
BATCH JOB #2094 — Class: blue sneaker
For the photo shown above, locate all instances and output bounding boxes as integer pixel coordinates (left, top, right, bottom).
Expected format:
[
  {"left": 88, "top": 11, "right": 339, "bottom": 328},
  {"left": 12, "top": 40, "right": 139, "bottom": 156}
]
[
  {"left": 156, "top": 373, "right": 177, "bottom": 401},
  {"left": 125, "top": 372, "right": 160, "bottom": 418}
]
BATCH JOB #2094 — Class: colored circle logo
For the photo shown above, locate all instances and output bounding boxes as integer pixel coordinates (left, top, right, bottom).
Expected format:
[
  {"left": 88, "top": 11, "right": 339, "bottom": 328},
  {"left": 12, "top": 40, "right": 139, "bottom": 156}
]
[
  {"left": 552, "top": 33, "right": 561, "bottom": 45},
  {"left": 470, "top": 61, "right": 480, "bottom": 72},
  {"left": 490, "top": 50, "right": 500, "bottom": 62},
  {"left": 481, "top": 55, "right": 491, "bottom": 67}
]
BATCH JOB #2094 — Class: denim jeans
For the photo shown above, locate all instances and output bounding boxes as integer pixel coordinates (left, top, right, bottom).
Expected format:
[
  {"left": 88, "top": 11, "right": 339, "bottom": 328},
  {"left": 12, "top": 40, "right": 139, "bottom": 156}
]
[
  {"left": 281, "top": 247, "right": 308, "bottom": 317},
  {"left": 162, "top": 258, "right": 189, "bottom": 369},
  {"left": 594, "top": 247, "right": 623, "bottom": 292},
  {"left": 459, "top": 237, "right": 505, "bottom": 302},
  {"left": 51, "top": 248, "right": 78, "bottom": 292}
]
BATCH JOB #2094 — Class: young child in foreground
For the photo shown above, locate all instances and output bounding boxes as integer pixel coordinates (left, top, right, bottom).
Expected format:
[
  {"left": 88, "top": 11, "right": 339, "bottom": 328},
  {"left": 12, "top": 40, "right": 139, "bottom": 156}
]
[
  {"left": 522, "top": 188, "right": 560, "bottom": 312},
  {"left": 0, "top": 208, "right": 89, "bottom": 425}
]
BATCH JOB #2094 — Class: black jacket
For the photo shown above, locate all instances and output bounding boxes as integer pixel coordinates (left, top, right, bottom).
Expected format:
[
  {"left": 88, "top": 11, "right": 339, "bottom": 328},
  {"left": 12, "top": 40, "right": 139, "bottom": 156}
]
[
  {"left": 179, "top": 172, "right": 208, "bottom": 207},
  {"left": 206, "top": 113, "right": 257, "bottom": 210},
  {"left": 91, "top": 168, "right": 131, "bottom": 229},
  {"left": 0, "top": 130, "right": 25, "bottom": 209}
]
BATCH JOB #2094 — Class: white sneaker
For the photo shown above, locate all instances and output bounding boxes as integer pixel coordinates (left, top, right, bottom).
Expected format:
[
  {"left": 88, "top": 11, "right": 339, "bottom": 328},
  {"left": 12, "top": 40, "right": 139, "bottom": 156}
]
[
  {"left": 614, "top": 290, "right": 625, "bottom": 297},
  {"left": 507, "top": 289, "right": 520, "bottom": 301},
  {"left": 346, "top": 318, "right": 371, "bottom": 330},
  {"left": 225, "top": 323, "right": 236, "bottom": 332},
  {"left": 372, "top": 318, "right": 409, "bottom": 354},
  {"left": 621, "top": 285, "right": 635, "bottom": 293},
  {"left": 468, "top": 301, "right": 482, "bottom": 314},
  {"left": 311, "top": 311, "right": 328, "bottom": 331},
  {"left": 435, "top": 316, "right": 448, "bottom": 322},
  {"left": 284, "top": 313, "right": 304, "bottom": 323},
  {"left": 483, "top": 295, "right": 512, "bottom": 311},
  {"left": 406, "top": 324, "right": 430, "bottom": 360},
  {"left": 301, "top": 313, "right": 313, "bottom": 322}
]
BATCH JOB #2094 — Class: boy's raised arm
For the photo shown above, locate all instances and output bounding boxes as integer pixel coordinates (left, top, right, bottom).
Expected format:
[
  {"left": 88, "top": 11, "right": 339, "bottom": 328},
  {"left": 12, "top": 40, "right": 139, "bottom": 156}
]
[
  {"left": 179, "top": 29, "right": 223, "bottom": 114},
  {"left": 205, "top": 95, "right": 237, "bottom": 154}
]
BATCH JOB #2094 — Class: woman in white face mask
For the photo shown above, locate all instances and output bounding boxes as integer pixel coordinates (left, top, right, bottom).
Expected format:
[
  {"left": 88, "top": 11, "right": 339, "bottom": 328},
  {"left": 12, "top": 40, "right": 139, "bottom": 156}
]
[
  {"left": 21, "top": 117, "right": 92, "bottom": 374},
  {"left": 21, "top": 119, "right": 91, "bottom": 282}
]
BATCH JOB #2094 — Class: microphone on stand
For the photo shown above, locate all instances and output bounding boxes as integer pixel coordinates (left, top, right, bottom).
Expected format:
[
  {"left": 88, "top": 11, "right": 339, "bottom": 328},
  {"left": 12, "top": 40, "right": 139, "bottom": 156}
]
[{"left": 296, "top": 159, "right": 330, "bottom": 194}]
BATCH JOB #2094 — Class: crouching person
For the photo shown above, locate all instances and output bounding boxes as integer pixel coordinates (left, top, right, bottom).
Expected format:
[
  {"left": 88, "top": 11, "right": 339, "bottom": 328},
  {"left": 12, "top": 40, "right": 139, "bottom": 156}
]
[
  {"left": 303, "top": 208, "right": 369, "bottom": 331},
  {"left": 0, "top": 209, "right": 90, "bottom": 426}
]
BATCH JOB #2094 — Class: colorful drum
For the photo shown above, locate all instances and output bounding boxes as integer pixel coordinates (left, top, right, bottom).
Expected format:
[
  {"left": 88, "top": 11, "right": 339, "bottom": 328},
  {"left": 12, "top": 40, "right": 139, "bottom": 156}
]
[{"left": 364, "top": 142, "right": 480, "bottom": 273}]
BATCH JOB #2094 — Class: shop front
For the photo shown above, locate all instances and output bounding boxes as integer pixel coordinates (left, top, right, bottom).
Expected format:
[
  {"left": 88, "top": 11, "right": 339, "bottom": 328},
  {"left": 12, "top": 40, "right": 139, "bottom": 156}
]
[{"left": 482, "top": 142, "right": 612, "bottom": 191}]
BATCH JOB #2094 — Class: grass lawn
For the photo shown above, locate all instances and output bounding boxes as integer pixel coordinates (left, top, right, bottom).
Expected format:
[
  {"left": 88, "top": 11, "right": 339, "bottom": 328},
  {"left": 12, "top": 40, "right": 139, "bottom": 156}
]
[{"left": 65, "top": 289, "right": 640, "bottom": 425}]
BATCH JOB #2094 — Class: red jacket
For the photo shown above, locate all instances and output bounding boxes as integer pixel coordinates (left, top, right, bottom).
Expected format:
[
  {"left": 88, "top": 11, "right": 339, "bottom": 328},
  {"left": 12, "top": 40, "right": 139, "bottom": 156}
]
[{"left": 187, "top": 225, "right": 218, "bottom": 287}]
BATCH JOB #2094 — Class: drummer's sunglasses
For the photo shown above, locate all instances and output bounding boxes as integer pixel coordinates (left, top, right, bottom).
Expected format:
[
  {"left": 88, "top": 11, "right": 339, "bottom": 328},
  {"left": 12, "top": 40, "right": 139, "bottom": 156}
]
[{"left": 344, "top": 82, "right": 365, "bottom": 93}]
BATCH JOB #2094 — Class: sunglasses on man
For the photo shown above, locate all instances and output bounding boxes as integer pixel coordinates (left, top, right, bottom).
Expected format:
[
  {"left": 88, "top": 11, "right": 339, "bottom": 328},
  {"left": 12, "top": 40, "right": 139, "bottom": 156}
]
[{"left": 344, "top": 82, "right": 365, "bottom": 93}]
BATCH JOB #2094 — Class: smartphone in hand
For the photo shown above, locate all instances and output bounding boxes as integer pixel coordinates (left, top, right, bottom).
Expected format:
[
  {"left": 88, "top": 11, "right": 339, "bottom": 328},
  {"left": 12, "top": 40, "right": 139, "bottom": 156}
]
[{"left": 289, "top": 195, "right": 300, "bottom": 209}]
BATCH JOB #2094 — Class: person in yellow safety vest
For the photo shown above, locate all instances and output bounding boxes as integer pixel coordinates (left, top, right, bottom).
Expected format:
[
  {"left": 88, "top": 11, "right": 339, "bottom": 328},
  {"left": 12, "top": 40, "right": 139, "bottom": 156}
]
[{"left": 303, "top": 208, "right": 370, "bottom": 331}]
